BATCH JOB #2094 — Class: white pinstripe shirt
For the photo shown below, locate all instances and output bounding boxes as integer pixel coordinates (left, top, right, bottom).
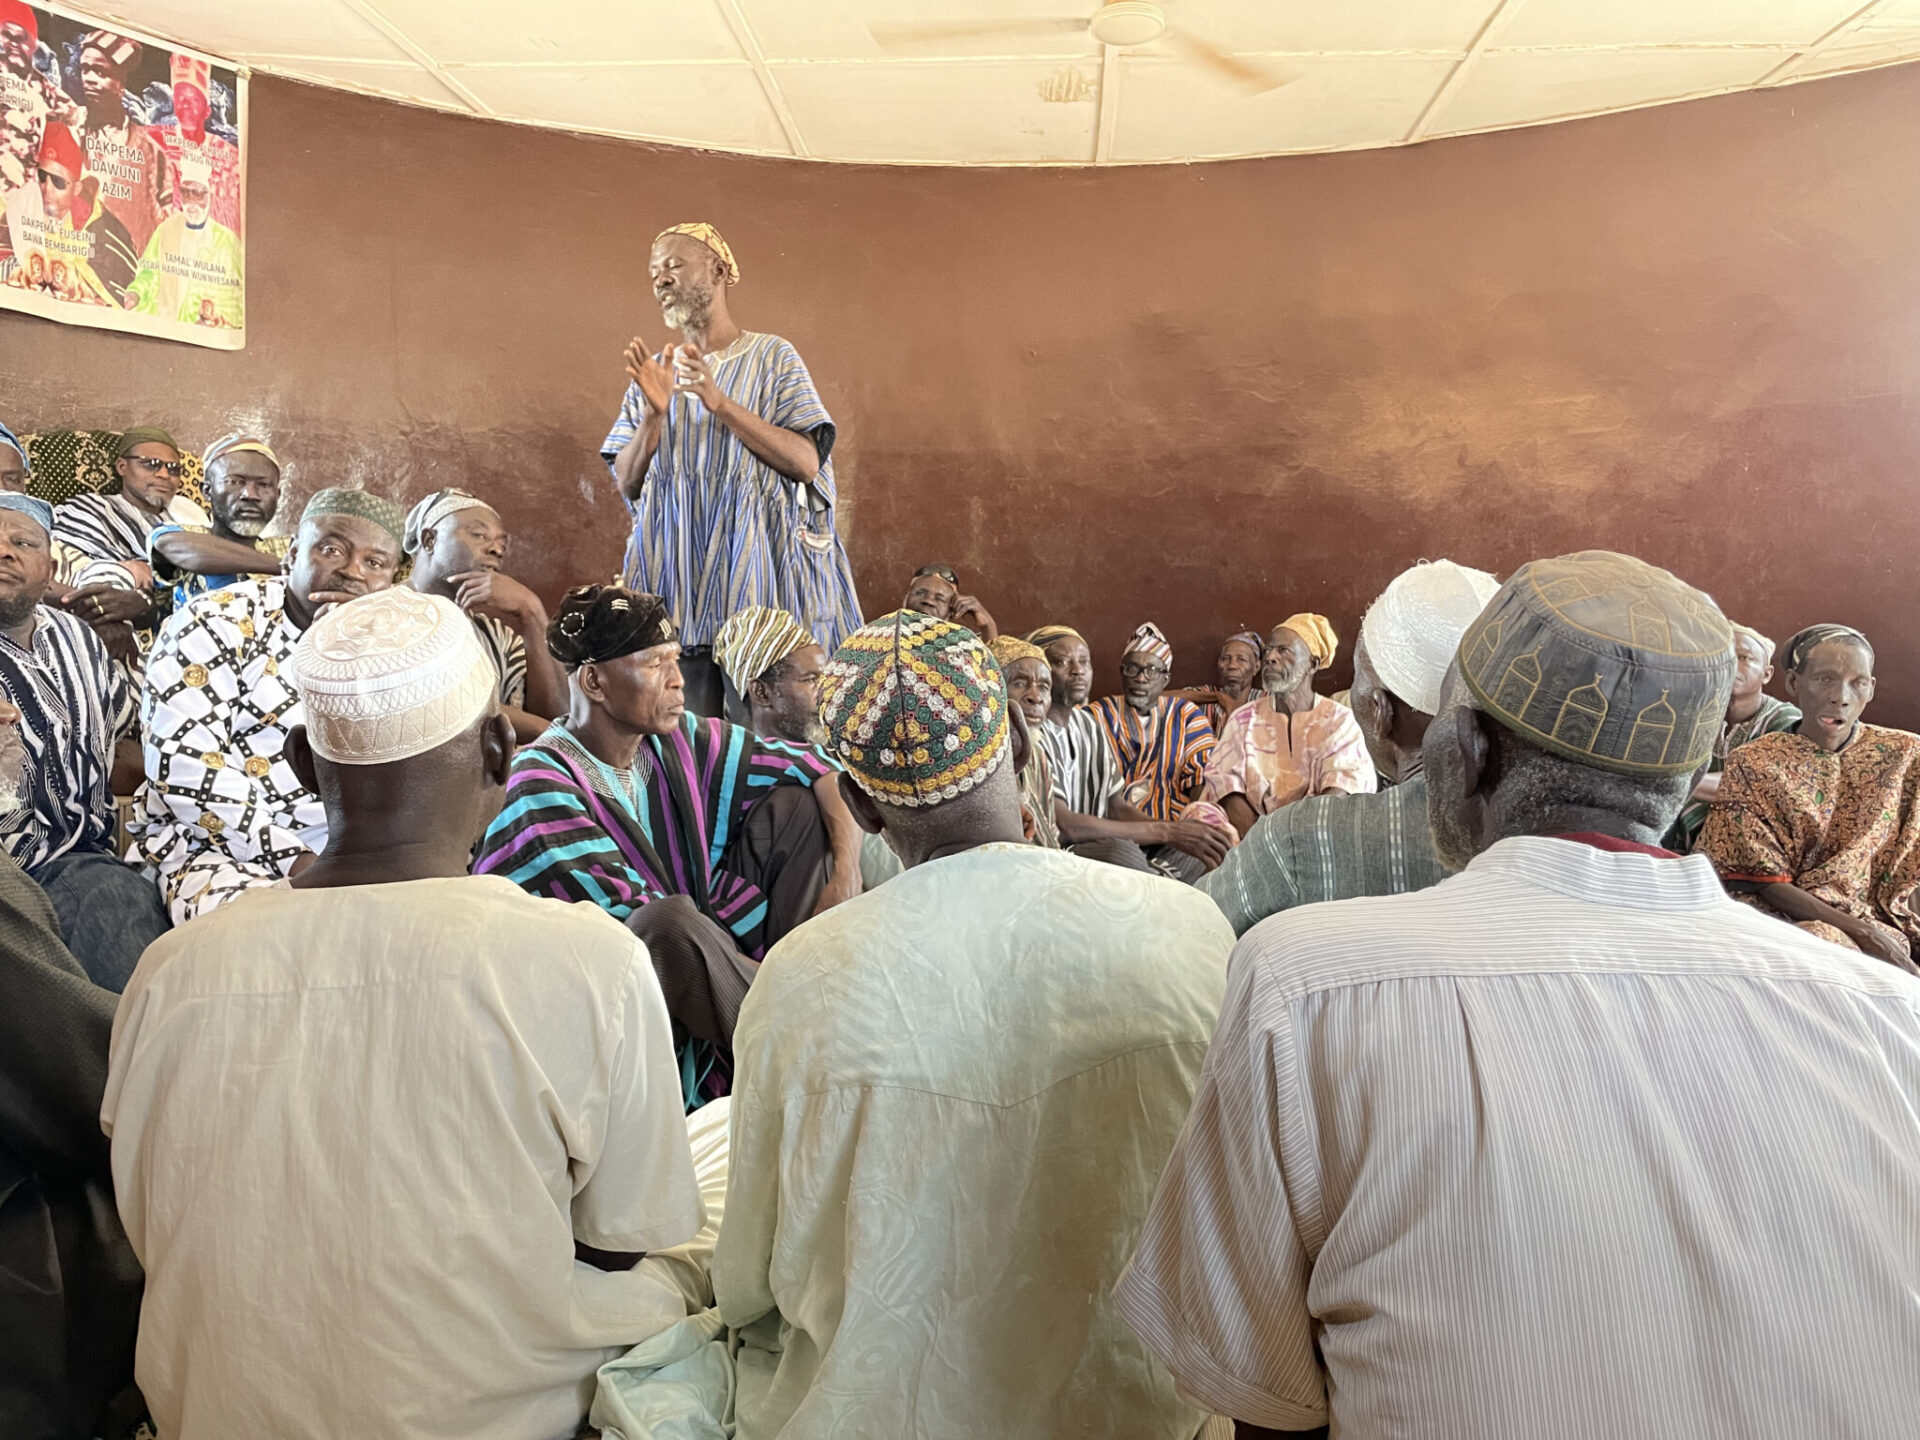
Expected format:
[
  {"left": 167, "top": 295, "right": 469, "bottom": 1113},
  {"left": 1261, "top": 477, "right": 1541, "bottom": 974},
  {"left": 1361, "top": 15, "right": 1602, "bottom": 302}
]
[{"left": 1117, "top": 835, "right": 1920, "bottom": 1438}]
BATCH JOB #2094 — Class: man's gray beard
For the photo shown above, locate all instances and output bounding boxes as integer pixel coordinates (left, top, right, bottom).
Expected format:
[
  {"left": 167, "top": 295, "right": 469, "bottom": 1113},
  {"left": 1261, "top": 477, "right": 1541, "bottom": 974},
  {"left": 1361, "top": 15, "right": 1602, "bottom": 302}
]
[
  {"left": 223, "top": 516, "right": 267, "bottom": 538},
  {"left": 800, "top": 718, "right": 829, "bottom": 747},
  {"left": 660, "top": 291, "right": 712, "bottom": 333}
]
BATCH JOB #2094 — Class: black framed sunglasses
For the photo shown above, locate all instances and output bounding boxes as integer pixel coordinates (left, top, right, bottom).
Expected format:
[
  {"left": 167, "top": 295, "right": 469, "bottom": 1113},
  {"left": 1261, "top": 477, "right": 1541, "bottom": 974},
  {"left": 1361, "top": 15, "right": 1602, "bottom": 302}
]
[
  {"left": 35, "top": 168, "right": 68, "bottom": 191},
  {"left": 127, "top": 456, "right": 185, "bottom": 477},
  {"left": 1120, "top": 660, "right": 1170, "bottom": 680}
]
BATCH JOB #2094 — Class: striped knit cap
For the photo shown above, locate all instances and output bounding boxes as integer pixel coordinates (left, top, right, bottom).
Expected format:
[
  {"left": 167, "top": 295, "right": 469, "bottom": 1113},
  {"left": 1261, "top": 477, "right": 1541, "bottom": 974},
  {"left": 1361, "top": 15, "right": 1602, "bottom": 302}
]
[
  {"left": 714, "top": 605, "right": 815, "bottom": 694},
  {"left": 821, "top": 610, "right": 1010, "bottom": 808}
]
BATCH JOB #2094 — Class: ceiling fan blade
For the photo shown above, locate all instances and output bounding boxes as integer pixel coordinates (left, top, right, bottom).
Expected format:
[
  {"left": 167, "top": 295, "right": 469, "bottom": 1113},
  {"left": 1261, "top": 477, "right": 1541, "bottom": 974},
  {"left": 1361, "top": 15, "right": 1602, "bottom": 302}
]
[
  {"left": 867, "top": 17, "right": 1089, "bottom": 52},
  {"left": 1166, "top": 29, "right": 1293, "bottom": 94}
]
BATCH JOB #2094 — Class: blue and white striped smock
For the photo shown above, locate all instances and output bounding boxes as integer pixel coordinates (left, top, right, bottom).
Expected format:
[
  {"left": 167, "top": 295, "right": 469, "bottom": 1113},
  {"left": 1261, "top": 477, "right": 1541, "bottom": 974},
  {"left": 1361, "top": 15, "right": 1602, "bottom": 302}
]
[{"left": 600, "top": 331, "right": 864, "bottom": 655}]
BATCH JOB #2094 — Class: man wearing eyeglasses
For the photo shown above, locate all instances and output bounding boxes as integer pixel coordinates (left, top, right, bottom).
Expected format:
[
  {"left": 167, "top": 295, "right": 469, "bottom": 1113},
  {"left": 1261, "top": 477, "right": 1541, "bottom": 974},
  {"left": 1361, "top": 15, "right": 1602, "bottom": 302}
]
[
  {"left": 52, "top": 426, "right": 210, "bottom": 660},
  {"left": 901, "top": 561, "right": 997, "bottom": 641},
  {"left": 1090, "top": 622, "right": 1226, "bottom": 880}
]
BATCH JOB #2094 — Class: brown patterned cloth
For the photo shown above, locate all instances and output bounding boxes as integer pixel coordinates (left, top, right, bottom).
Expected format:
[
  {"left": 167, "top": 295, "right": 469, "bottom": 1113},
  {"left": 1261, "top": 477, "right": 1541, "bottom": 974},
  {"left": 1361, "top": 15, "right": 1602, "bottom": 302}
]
[{"left": 1698, "top": 723, "right": 1920, "bottom": 950}]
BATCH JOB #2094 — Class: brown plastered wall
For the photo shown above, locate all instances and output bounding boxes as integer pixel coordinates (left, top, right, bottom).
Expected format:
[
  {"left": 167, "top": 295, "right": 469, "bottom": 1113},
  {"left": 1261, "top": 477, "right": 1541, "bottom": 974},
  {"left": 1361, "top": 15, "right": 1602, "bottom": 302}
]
[{"left": 4, "top": 65, "right": 1918, "bottom": 722}]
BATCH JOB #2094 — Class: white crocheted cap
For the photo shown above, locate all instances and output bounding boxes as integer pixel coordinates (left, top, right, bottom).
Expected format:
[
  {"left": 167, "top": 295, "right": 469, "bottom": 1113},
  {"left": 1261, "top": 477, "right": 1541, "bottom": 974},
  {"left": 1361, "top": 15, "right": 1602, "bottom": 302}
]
[
  {"left": 293, "top": 589, "right": 497, "bottom": 765},
  {"left": 1359, "top": 559, "right": 1502, "bottom": 716}
]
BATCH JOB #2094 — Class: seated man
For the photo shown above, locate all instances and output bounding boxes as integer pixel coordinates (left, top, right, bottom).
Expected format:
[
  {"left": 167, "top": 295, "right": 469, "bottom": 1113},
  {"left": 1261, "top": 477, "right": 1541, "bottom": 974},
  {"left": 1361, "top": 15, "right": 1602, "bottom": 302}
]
[
  {"left": 0, "top": 493, "right": 167, "bottom": 991},
  {"left": 1666, "top": 623, "right": 1800, "bottom": 851},
  {"left": 132, "top": 487, "right": 406, "bottom": 922},
  {"left": 105, "top": 588, "right": 712, "bottom": 1440},
  {"left": 902, "top": 560, "right": 996, "bottom": 639},
  {"left": 1700, "top": 623, "right": 1920, "bottom": 970},
  {"left": 1194, "top": 629, "right": 1263, "bottom": 733},
  {"left": 51, "top": 426, "right": 211, "bottom": 664},
  {"left": 717, "top": 610, "right": 1236, "bottom": 1440},
  {"left": 1120, "top": 552, "right": 1920, "bottom": 1439},
  {"left": 144, "top": 431, "right": 289, "bottom": 611},
  {"left": 1028, "top": 622, "right": 1229, "bottom": 875},
  {"left": 1091, "top": 621, "right": 1235, "bottom": 878},
  {"left": 401, "top": 487, "right": 565, "bottom": 743},
  {"left": 1200, "top": 561, "right": 1498, "bottom": 935},
  {"left": 712, "top": 604, "right": 864, "bottom": 903},
  {"left": 51, "top": 424, "right": 208, "bottom": 593},
  {"left": 0, "top": 419, "right": 27, "bottom": 493},
  {"left": 990, "top": 634, "right": 1065, "bottom": 848},
  {"left": 1204, "top": 611, "right": 1376, "bottom": 838},
  {"left": 894, "top": 556, "right": 998, "bottom": 637},
  {"left": 0, "top": 850, "right": 141, "bottom": 1440},
  {"left": 474, "top": 586, "right": 848, "bottom": 1109},
  {"left": 713, "top": 603, "right": 828, "bottom": 747}
]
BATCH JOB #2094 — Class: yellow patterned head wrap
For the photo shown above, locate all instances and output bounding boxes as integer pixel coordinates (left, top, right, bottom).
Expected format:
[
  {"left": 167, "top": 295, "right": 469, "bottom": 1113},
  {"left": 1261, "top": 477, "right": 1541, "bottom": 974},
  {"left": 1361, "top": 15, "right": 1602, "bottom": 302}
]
[
  {"left": 988, "top": 635, "right": 1048, "bottom": 672},
  {"left": 655, "top": 223, "right": 740, "bottom": 285},
  {"left": 1278, "top": 612, "right": 1338, "bottom": 669}
]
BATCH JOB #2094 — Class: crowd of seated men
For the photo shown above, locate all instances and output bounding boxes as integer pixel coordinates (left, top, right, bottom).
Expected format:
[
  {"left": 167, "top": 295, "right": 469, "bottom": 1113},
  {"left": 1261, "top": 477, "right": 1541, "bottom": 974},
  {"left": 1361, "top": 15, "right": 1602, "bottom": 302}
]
[{"left": 3, "top": 416, "right": 1919, "bottom": 1440}]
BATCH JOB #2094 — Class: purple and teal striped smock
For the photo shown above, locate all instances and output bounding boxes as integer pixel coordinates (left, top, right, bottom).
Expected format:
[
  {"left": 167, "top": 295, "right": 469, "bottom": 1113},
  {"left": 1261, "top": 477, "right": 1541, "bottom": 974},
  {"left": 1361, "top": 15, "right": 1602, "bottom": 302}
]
[
  {"left": 473, "top": 713, "right": 833, "bottom": 961},
  {"left": 599, "top": 331, "right": 864, "bottom": 656}
]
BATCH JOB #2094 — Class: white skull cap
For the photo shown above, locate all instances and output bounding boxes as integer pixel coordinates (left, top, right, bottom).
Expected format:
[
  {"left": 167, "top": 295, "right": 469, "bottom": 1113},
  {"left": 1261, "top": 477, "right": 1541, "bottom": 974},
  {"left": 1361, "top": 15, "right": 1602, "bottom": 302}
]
[
  {"left": 292, "top": 589, "right": 496, "bottom": 764},
  {"left": 1359, "top": 560, "right": 1502, "bottom": 716}
]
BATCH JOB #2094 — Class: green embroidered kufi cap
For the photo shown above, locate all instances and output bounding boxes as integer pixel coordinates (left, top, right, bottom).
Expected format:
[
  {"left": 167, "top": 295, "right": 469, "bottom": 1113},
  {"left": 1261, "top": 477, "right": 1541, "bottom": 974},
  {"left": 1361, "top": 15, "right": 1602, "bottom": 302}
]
[
  {"left": 300, "top": 486, "right": 409, "bottom": 551},
  {"left": 1457, "top": 550, "right": 1735, "bottom": 777},
  {"left": 115, "top": 425, "right": 179, "bottom": 457},
  {"left": 821, "top": 610, "right": 1011, "bottom": 808}
]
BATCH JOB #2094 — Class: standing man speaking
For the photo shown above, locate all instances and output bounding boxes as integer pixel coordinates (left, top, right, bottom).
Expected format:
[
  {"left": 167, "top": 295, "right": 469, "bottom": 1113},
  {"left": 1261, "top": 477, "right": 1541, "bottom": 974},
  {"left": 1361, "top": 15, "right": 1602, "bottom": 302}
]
[{"left": 603, "top": 223, "right": 863, "bottom": 718}]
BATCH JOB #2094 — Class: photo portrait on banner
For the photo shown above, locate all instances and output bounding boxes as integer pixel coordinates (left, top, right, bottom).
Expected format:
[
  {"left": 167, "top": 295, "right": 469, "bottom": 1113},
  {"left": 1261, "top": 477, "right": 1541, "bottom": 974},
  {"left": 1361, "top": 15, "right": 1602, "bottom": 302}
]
[{"left": 0, "top": 0, "right": 245, "bottom": 349}]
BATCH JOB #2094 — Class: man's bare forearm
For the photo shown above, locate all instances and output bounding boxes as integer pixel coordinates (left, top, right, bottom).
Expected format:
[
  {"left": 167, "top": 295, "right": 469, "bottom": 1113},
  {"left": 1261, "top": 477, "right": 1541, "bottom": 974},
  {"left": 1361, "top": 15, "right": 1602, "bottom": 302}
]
[
  {"left": 710, "top": 395, "right": 821, "bottom": 488},
  {"left": 152, "top": 530, "right": 281, "bottom": 577},
  {"left": 816, "top": 774, "right": 863, "bottom": 875},
  {"left": 612, "top": 415, "right": 664, "bottom": 501},
  {"left": 511, "top": 601, "right": 566, "bottom": 721},
  {"left": 1054, "top": 800, "right": 1168, "bottom": 849},
  {"left": 1222, "top": 792, "right": 1258, "bottom": 839}
]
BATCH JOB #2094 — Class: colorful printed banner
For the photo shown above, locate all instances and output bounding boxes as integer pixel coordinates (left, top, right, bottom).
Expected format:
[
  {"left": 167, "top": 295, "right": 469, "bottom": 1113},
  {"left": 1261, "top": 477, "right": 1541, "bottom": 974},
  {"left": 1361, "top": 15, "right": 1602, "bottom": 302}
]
[{"left": 0, "top": 2, "right": 245, "bottom": 349}]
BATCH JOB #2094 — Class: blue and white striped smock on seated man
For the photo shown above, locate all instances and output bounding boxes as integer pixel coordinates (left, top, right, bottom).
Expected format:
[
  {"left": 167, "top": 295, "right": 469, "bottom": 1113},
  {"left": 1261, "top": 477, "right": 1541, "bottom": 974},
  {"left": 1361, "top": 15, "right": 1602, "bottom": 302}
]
[{"left": 1119, "top": 551, "right": 1920, "bottom": 1439}]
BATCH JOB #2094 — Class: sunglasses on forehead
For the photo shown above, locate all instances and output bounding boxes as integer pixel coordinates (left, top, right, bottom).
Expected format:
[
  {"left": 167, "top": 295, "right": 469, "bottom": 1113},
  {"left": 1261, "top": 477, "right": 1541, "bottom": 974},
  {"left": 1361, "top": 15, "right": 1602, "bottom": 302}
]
[{"left": 913, "top": 565, "right": 958, "bottom": 585}]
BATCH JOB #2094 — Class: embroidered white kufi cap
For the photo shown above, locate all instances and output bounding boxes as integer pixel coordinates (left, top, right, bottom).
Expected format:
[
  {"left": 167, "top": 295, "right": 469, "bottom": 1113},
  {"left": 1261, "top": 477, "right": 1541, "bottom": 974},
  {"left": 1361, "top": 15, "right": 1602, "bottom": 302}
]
[{"left": 293, "top": 589, "right": 496, "bottom": 764}]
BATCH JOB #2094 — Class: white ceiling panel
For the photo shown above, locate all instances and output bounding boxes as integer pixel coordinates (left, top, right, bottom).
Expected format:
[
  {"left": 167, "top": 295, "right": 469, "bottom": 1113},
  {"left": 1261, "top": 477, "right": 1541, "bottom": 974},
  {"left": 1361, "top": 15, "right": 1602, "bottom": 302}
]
[
  {"left": 1795, "top": 36, "right": 1920, "bottom": 77},
  {"left": 1430, "top": 45, "right": 1786, "bottom": 137},
  {"left": 775, "top": 58, "right": 1097, "bottom": 162},
  {"left": 374, "top": 0, "right": 743, "bottom": 66},
  {"left": 251, "top": 56, "right": 452, "bottom": 106},
  {"left": 1494, "top": 0, "right": 1862, "bottom": 50},
  {"left": 745, "top": 0, "right": 1098, "bottom": 62},
  {"left": 1112, "top": 52, "right": 1457, "bottom": 161},
  {"left": 74, "top": 0, "right": 1920, "bottom": 164},
  {"left": 92, "top": 0, "right": 412, "bottom": 63},
  {"left": 451, "top": 62, "right": 789, "bottom": 151}
]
